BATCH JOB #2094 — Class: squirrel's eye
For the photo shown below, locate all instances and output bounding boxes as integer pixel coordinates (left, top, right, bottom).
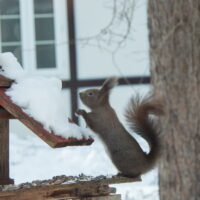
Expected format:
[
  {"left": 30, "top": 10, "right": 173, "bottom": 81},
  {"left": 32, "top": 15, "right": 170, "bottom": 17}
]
[{"left": 87, "top": 92, "right": 93, "bottom": 96}]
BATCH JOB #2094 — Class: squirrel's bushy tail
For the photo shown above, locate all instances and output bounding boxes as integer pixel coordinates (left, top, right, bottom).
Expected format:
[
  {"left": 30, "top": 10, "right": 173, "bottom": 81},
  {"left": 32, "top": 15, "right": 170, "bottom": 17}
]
[{"left": 125, "top": 94, "right": 163, "bottom": 171}]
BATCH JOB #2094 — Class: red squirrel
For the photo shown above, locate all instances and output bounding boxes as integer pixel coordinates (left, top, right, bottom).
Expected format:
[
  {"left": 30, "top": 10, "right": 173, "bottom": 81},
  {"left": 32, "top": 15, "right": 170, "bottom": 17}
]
[{"left": 76, "top": 77, "right": 163, "bottom": 178}]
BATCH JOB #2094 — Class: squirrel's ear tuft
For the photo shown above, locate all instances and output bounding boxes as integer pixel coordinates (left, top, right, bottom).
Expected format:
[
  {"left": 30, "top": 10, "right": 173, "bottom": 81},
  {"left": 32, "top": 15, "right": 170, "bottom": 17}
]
[{"left": 100, "top": 77, "right": 118, "bottom": 95}]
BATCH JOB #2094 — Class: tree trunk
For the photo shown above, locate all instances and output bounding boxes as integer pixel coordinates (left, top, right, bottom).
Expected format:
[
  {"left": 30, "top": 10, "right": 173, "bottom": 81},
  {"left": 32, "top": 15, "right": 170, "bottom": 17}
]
[{"left": 148, "top": 1, "right": 200, "bottom": 200}]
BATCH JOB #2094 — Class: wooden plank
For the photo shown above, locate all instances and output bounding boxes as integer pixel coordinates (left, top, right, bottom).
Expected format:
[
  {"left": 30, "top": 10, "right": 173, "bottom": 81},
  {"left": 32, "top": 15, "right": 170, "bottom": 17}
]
[
  {"left": 0, "top": 119, "right": 14, "bottom": 185},
  {"left": 0, "top": 182, "right": 113, "bottom": 200},
  {"left": 0, "top": 175, "right": 140, "bottom": 200},
  {"left": 0, "top": 89, "right": 93, "bottom": 148}
]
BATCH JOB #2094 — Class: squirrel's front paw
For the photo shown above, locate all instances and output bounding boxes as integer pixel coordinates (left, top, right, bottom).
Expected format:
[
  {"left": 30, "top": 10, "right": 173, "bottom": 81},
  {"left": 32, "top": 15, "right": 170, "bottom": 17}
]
[{"left": 76, "top": 109, "right": 87, "bottom": 116}]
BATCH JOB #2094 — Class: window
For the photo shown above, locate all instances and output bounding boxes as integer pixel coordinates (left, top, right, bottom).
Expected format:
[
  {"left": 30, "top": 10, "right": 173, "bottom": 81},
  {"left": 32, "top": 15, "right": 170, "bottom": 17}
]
[
  {"left": 34, "top": 0, "right": 56, "bottom": 69},
  {"left": 0, "top": 0, "right": 22, "bottom": 64},
  {"left": 0, "top": 0, "right": 69, "bottom": 79}
]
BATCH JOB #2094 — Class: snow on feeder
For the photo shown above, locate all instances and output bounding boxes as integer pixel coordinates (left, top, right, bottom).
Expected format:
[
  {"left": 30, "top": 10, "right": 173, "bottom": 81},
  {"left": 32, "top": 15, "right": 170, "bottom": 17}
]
[{"left": 0, "top": 53, "right": 93, "bottom": 185}]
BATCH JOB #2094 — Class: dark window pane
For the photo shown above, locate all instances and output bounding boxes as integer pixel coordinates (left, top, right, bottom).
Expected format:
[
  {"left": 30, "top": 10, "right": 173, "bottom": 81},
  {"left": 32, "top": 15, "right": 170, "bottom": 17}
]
[
  {"left": 1, "top": 19, "right": 21, "bottom": 42},
  {"left": 35, "top": 18, "right": 54, "bottom": 41},
  {"left": 34, "top": 0, "right": 53, "bottom": 14},
  {"left": 0, "top": 0, "right": 19, "bottom": 15},
  {"left": 2, "top": 45, "right": 22, "bottom": 64},
  {"left": 36, "top": 44, "right": 56, "bottom": 68}
]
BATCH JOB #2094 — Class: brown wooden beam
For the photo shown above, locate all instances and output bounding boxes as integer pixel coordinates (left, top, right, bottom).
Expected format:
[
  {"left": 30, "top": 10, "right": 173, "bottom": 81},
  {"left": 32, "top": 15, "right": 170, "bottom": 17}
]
[
  {"left": 0, "top": 107, "right": 15, "bottom": 119},
  {"left": 0, "top": 119, "right": 14, "bottom": 185},
  {"left": 67, "top": 0, "right": 79, "bottom": 123},
  {"left": 62, "top": 76, "right": 150, "bottom": 88}
]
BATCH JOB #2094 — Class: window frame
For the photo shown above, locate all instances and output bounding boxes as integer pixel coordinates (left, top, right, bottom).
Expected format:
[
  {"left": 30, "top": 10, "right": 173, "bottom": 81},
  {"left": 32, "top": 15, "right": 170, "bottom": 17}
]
[{"left": 19, "top": 0, "right": 69, "bottom": 79}]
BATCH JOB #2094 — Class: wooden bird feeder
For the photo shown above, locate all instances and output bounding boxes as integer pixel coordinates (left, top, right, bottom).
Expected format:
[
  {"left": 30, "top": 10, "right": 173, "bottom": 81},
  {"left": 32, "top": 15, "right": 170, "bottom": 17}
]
[
  {"left": 0, "top": 74, "right": 93, "bottom": 186},
  {"left": 0, "top": 75, "right": 141, "bottom": 200}
]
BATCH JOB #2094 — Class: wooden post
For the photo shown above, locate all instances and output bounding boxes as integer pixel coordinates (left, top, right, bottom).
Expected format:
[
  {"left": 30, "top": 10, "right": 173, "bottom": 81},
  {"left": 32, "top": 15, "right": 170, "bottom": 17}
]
[{"left": 0, "top": 119, "right": 14, "bottom": 185}]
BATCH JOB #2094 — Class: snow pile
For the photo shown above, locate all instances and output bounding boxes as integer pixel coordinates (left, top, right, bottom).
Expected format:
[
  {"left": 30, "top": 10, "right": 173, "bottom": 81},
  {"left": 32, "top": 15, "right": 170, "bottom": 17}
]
[
  {"left": 0, "top": 52, "right": 26, "bottom": 80},
  {"left": 0, "top": 52, "right": 90, "bottom": 139}
]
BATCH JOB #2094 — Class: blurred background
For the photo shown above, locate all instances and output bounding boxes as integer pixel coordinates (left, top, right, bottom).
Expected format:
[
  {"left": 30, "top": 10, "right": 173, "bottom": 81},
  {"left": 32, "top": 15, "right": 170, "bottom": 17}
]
[{"left": 0, "top": 0, "right": 158, "bottom": 199}]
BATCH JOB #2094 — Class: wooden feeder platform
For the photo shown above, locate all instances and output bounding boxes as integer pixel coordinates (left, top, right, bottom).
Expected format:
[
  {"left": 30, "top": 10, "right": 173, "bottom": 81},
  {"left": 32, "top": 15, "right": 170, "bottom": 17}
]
[
  {"left": 0, "top": 174, "right": 141, "bottom": 200},
  {"left": 0, "top": 74, "right": 93, "bottom": 186}
]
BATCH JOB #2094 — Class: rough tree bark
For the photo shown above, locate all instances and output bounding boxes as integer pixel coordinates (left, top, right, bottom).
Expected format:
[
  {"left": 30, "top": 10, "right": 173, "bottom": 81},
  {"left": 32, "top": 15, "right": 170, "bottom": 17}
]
[{"left": 148, "top": 1, "right": 200, "bottom": 200}]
